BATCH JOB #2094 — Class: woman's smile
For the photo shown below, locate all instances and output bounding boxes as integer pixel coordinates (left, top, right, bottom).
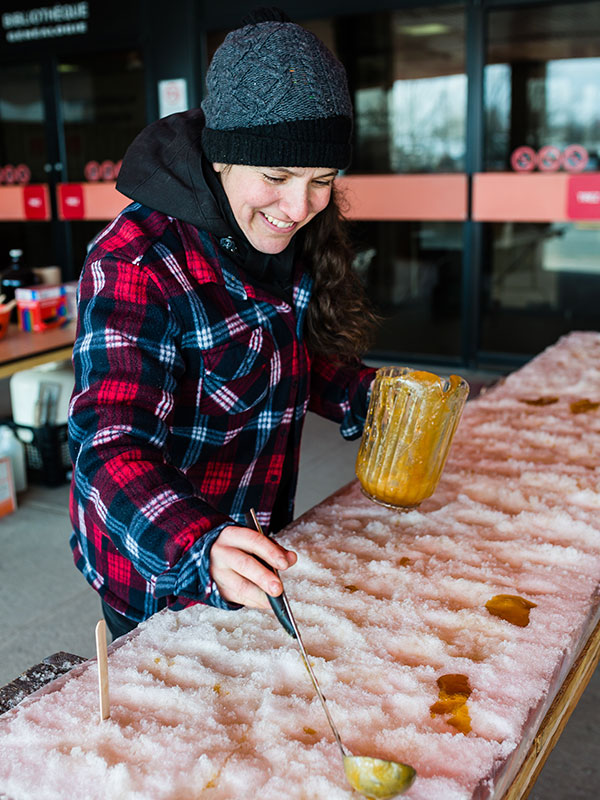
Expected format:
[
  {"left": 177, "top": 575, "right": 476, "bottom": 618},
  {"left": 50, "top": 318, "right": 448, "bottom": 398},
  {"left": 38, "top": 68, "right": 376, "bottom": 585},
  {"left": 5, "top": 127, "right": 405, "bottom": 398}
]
[{"left": 261, "top": 212, "right": 296, "bottom": 230}]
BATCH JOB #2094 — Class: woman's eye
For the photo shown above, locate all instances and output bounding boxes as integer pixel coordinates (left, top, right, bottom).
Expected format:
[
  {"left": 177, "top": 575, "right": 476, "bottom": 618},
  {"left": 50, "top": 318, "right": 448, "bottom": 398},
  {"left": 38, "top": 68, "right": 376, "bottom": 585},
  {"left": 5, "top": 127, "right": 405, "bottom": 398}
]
[
  {"left": 313, "top": 180, "right": 334, "bottom": 187},
  {"left": 264, "top": 174, "right": 285, "bottom": 183}
]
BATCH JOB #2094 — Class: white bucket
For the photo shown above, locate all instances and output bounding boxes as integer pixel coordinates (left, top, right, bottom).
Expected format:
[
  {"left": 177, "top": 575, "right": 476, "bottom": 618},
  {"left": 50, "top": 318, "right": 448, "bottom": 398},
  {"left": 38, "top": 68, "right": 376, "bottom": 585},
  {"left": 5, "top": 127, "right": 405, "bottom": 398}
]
[{"left": 10, "top": 360, "right": 74, "bottom": 427}]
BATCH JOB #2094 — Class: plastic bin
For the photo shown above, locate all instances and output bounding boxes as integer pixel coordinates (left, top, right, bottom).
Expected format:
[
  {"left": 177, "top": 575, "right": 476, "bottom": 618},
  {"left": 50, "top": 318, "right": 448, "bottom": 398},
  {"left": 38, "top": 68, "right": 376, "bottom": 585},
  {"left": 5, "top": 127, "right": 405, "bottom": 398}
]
[{"left": 11, "top": 422, "right": 71, "bottom": 487}]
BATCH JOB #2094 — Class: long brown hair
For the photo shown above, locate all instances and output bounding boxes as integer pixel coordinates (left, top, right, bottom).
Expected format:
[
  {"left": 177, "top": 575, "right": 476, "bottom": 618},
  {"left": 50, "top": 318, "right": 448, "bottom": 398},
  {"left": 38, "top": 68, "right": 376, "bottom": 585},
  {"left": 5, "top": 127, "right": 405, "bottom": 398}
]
[{"left": 300, "top": 185, "right": 378, "bottom": 362}]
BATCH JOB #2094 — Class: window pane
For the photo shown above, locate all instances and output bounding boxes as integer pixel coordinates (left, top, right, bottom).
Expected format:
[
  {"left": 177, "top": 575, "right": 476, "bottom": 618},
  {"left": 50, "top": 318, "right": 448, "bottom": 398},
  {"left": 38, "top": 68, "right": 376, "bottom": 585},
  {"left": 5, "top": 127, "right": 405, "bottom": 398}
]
[
  {"left": 0, "top": 63, "right": 53, "bottom": 270},
  {"left": 58, "top": 49, "right": 146, "bottom": 181},
  {"left": 331, "top": 7, "right": 466, "bottom": 174},
  {"left": 480, "top": 222, "right": 600, "bottom": 355},
  {"left": 351, "top": 220, "right": 463, "bottom": 358},
  {"left": 484, "top": 2, "right": 600, "bottom": 171},
  {"left": 58, "top": 50, "right": 146, "bottom": 275},
  {"left": 0, "top": 62, "right": 47, "bottom": 182}
]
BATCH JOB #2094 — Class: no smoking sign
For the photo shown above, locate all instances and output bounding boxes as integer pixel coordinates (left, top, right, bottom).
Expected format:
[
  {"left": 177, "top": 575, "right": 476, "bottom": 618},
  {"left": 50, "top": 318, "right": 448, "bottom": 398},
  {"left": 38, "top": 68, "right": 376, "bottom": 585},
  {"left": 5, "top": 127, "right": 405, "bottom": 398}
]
[{"left": 510, "top": 144, "right": 589, "bottom": 173}]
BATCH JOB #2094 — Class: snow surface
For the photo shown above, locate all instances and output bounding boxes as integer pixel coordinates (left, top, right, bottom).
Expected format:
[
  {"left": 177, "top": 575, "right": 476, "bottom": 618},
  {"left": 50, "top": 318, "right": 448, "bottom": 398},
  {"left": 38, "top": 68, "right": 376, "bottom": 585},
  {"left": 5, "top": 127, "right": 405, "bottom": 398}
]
[{"left": 1, "top": 331, "right": 600, "bottom": 800}]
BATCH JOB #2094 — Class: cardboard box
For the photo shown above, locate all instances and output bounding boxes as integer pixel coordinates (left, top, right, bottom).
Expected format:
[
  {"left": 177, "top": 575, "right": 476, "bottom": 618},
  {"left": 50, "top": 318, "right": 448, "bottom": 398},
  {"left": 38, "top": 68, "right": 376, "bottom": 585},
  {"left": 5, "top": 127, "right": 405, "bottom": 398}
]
[{"left": 15, "top": 284, "right": 68, "bottom": 332}]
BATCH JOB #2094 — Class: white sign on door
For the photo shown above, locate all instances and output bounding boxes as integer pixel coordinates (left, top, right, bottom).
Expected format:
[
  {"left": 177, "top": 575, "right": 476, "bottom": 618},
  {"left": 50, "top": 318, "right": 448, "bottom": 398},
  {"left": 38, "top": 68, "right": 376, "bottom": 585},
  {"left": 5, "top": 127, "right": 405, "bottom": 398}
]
[{"left": 158, "top": 78, "right": 189, "bottom": 118}]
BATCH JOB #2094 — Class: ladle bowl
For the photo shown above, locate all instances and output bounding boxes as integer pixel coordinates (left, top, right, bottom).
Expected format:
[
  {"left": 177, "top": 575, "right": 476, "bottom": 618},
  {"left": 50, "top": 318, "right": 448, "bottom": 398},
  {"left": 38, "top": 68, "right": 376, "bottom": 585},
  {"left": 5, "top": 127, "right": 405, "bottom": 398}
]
[{"left": 343, "top": 755, "right": 416, "bottom": 799}]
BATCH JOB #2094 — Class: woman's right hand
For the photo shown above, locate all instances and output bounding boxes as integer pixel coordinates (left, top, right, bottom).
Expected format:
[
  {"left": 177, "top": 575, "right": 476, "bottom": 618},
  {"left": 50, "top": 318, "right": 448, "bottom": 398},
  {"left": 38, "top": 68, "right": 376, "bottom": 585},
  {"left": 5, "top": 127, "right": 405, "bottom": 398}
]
[{"left": 209, "top": 525, "right": 297, "bottom": 608}]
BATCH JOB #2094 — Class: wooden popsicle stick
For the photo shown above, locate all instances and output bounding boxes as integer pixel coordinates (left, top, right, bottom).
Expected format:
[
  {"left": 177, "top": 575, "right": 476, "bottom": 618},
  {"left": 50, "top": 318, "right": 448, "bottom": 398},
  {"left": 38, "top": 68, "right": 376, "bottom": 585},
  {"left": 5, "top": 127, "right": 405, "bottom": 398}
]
[{"left": 95, "top": 619, "right": 110, "bottom": 721}]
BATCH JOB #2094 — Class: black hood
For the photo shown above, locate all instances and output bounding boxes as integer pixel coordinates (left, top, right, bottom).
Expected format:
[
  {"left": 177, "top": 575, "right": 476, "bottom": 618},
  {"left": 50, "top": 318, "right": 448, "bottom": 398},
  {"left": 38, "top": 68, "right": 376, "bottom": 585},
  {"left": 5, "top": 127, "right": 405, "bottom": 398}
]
[
  {"left": 116, "top": 109, "right": 230, "bottom": 237},
  {"left": 116, "top": 109, "right": 296, "bottom": 300}
]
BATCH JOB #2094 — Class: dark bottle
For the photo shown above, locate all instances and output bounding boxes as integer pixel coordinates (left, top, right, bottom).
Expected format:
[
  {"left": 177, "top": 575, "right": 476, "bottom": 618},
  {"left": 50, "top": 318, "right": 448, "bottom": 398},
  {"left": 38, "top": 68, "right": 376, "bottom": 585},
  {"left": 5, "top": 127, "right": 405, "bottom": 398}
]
[{"left": 0, "top": 249, "right": 39, "bottom": 323}]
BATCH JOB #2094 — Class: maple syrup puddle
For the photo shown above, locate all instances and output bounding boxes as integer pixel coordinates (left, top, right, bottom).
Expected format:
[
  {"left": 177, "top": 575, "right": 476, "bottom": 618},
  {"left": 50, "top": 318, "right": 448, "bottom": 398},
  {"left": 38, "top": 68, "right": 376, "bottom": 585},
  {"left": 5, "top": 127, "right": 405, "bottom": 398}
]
[
  {"left": 485, "top": 594, "right": 537, "bottom": 627},
  {"left": 519, "top": 396, "right": 559, "bottom": 406},
  {"left": 430, "top": 673, "right": 472, "bottom": 734},
  {"left": 570, "top": 398, "right": 600, "bottom": 414}
]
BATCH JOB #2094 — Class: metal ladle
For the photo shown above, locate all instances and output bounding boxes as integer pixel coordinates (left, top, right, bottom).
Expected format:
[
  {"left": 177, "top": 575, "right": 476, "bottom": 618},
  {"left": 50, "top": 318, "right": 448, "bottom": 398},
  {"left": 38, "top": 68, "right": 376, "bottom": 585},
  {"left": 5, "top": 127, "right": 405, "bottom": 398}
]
[{"left": 246, "top": 510, "right": 416, "bottom": 799}]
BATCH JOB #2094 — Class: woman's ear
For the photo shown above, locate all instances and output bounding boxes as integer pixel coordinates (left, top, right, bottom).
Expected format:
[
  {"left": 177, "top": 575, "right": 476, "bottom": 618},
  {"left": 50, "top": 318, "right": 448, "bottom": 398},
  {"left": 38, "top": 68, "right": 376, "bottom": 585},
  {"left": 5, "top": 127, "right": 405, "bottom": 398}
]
[{"left": 212, "top": 162, "right": 226, "bottom": 174}]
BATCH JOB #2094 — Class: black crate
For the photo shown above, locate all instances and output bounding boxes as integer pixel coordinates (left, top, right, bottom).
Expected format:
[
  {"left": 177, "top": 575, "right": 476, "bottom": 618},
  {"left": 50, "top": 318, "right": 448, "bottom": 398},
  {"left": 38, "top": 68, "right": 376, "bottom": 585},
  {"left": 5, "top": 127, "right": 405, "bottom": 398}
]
[{"left": 12, "top": 423, "right": 71, "bottom": 487}]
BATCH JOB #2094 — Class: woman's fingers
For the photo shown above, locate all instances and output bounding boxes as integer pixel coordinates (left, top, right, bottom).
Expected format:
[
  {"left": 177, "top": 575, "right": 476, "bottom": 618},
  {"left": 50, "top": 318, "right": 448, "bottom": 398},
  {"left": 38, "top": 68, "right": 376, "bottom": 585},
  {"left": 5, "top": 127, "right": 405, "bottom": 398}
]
[
  {"left": 211, "top": 560, "right": 273, "bottom": 608},
  {"left": 209, "top": 525, "right": 297, "bottom": 608},
  {"left": 218, "top": 525, "right": 296, "bottom": 570}
]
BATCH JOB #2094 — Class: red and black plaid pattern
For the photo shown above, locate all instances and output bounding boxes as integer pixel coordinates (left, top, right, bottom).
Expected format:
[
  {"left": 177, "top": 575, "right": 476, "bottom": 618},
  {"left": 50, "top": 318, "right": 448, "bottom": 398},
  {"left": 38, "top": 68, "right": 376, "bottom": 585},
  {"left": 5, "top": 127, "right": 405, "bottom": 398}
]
[{"left": 68, "top": 203, "right": 375, "bottom": 622}]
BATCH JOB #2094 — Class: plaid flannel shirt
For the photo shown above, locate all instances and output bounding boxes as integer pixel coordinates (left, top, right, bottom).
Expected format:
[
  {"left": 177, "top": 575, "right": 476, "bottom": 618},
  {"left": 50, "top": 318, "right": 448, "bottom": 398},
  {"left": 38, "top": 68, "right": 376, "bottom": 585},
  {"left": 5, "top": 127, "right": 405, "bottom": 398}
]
[{"left": 69, "top": 203, "right": 375, "bottom": 622}]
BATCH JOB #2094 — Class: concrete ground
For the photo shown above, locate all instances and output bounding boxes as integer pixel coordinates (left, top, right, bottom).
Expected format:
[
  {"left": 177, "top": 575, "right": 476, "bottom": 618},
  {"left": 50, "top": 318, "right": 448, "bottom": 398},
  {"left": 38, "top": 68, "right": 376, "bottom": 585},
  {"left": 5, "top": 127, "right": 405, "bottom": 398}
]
[{"left": 0, "top": 410, "right": 598, "bottom": 798}]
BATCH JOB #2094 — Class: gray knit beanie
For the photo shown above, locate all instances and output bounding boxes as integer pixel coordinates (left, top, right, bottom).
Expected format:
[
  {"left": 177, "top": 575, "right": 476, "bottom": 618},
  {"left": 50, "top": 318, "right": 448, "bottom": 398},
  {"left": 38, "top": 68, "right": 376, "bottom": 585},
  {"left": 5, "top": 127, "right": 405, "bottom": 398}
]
[{"left": 201, "top": 7, "right": 353, "bottom": 169}]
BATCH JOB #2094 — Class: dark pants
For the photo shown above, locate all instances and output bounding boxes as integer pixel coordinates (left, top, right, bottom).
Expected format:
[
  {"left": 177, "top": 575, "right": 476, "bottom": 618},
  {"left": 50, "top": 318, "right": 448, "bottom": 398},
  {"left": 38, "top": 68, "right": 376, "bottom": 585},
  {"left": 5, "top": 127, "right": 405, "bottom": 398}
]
[{"left": 101, "top": 599, "right": 139, "bottom": 641}]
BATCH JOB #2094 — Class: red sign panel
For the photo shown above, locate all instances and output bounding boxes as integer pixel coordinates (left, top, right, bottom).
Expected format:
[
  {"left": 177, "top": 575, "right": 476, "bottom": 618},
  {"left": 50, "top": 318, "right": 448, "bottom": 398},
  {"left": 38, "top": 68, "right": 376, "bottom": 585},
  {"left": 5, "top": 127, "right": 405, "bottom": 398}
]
[
  {"left": 22, "top": 185, "right": 49, "bottom": 220},
  {"left": 567, "top": 174, "right": 600, "bottom": 220},
  {"left": 58, "top": 183, "right": 85, "bottom": 219}
]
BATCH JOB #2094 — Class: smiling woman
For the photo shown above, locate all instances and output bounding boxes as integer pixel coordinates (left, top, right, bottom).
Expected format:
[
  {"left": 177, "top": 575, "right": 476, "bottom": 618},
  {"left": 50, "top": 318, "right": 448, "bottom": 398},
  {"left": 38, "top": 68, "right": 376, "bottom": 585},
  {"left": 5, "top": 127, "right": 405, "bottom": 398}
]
[{"left": 68, "top": 6, "right": 379, "bottom": 640}]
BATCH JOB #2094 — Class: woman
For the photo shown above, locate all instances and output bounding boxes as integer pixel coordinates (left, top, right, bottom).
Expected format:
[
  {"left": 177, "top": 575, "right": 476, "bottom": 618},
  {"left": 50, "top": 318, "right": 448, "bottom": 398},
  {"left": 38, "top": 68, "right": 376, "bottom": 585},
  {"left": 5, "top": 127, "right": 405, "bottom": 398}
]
[{"left": 68, "top": 8, "right": 378, "bottom": 639}]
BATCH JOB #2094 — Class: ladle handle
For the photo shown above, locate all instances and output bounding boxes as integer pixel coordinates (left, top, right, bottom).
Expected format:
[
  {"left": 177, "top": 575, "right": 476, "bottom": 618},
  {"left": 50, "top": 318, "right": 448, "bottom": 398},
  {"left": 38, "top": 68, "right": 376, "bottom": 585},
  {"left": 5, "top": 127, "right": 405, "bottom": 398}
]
[
  {"left": 258, "top": 557, "right": 297, "bottom": 638},
  {"left": 244, "top": 510, "right": 296, "bottom": 638},
  {"left": 278, "top": 588, "right": 348, "bottom": 760},
  {"left": 246, "top": 509, "right": 347, "bottom": 760}
]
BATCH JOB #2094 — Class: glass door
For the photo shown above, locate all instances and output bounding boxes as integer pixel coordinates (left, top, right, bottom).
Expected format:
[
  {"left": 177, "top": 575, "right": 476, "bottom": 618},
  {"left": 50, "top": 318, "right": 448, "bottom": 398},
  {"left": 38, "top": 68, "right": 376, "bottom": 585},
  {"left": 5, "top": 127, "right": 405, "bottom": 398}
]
[{"left": 478, "top": 0, "right": 600, "bottom": 358}]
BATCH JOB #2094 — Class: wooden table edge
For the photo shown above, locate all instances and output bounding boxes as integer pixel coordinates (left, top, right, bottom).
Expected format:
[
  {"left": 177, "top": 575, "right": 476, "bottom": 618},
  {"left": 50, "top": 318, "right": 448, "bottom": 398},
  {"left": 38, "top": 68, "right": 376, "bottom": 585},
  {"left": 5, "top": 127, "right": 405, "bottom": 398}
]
[
  {"left": 0, "top": 321, "right": 76, "bottom": 379},
  {"left": 501, "top": 617, "right": 600, "bottom": 799},
  {"left": 0, "top": 345, "right": 74, "bottom": 379}
]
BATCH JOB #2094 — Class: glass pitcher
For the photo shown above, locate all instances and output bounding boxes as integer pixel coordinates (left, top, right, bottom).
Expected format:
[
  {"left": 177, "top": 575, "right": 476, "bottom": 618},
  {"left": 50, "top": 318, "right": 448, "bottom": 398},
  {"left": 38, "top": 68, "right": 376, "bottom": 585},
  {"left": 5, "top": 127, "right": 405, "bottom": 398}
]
[{"left": 356, "top": 367, "right": 469, "bottom": 509}]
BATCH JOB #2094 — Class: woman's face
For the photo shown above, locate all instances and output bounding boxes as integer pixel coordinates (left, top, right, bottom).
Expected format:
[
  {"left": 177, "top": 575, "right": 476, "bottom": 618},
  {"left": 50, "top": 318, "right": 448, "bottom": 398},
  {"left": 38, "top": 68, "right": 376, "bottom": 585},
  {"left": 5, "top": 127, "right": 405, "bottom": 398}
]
[{"left": 212, "top": 164, "right": 337, "bottom": 254}]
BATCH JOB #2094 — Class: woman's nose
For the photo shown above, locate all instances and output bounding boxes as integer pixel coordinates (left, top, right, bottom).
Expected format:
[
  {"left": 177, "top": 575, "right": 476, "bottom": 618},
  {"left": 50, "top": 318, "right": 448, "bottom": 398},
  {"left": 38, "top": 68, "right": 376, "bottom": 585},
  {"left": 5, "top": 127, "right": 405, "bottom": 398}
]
[{"left": 279, "top": 185, "right": 310, "bottom": 221}]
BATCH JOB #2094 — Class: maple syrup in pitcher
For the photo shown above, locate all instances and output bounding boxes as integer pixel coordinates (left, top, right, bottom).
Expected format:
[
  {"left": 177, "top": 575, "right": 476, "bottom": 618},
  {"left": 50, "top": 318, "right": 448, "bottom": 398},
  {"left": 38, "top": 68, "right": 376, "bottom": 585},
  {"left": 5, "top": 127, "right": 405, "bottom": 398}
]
[{"left": 356, "top": 368, "right": 469, "bottom": 509}]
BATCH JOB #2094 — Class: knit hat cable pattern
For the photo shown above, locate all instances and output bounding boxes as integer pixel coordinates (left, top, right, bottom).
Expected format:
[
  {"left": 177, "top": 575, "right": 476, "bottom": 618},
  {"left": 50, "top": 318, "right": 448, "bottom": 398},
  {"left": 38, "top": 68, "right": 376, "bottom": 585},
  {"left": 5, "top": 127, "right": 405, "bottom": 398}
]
[{"left": 201, "top": 16, "right": 352, "bottom": 168}]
